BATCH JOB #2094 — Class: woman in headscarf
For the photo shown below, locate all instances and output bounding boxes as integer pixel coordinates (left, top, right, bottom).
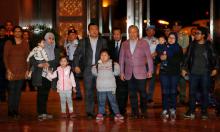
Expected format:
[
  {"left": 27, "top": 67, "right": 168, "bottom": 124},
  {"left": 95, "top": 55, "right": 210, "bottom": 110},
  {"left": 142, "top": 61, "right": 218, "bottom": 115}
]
[
  {"left": 156, "top": 32, "right": 183, "bottom": 121},
  {"left": 31, "top": 32, "right": 60, "bottom": 120}
]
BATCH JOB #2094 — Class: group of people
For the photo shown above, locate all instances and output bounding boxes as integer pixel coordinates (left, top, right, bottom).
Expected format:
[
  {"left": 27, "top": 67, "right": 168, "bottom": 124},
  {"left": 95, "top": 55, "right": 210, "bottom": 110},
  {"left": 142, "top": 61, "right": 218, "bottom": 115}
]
[{"left": 0, "top": 20, "right": 219, "bottom": 123}]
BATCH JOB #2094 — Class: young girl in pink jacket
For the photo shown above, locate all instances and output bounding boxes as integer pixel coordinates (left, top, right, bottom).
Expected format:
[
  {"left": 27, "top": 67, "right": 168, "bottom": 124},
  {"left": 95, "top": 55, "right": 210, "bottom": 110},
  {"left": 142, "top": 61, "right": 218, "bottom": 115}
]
[{"left": 48, "top": 56, "right": 76, "bottom": 118}]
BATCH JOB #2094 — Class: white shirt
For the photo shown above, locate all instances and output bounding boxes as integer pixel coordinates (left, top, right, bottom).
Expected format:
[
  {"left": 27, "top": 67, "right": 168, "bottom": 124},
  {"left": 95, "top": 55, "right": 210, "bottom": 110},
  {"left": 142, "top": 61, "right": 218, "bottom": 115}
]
[
  {"left": 129, "top": 39, "right": 137, "bottom": 54},
  {"left": 143, "top": 36, "right": 159, "bottom": 54},
  {"left": 64, "top": 39, "right": 78, "bottom": 61},
  {"left": 89, "top": 36, "right": 98, "bottom": 64},
  {"left": 115, "top": 40, "right": 121, "bottom": 52}
]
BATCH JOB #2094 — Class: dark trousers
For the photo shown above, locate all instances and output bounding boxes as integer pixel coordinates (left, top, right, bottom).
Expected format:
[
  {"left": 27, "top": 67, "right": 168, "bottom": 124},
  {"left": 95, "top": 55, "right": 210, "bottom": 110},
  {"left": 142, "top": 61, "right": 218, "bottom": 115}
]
[
  {"left": 37, "top": 78, "right": 51, "bottom": 114},
  {"left": 148, "top": 64, "right": 156, "bottom": 101},
  {"left": 83, "top": 70, "right": 96, "bottom": 115},
  {"left": 189, "top": 73, "right": 210, "bottom": 113},
  {"left": 0, "top": 78, "right": 7, "bottom": 101},
  {"left": 128, "top": 75, "right": 147, "bottom": 115},
  {"left": 70, "top": 60, "right": 82, "bottom": 98},
  {"left": 160, "top": 74, "right": 179, "bottom": 110},
  {"left": 75, "top": 76, "right": 82, "bottom": 98},
  {"left": 8, "top": 80, "right": 24, "bottom": 114},
  {"left": 178, "top": 76, "right": 186, "bottom": 102},
  {"left": 22, "top": 80, "right": 35, "bottom": 91},
  {"left": 116, "top": 76, "right": 128, "bottom": 115},
  {"left": 110, "top": 77, "right": 128, "bottom": 115}
]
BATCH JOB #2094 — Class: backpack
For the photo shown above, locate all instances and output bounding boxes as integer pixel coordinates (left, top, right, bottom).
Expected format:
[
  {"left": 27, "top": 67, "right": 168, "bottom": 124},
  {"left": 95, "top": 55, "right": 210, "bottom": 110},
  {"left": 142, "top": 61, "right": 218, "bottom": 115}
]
[{"left": 96, "top": 61, "right": 115, "bottom": 73}]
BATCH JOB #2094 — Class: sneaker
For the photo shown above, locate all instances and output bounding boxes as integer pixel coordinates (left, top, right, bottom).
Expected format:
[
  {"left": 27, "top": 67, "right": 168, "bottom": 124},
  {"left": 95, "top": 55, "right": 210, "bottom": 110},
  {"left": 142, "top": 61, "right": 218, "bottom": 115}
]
[
  {"left": 38, "top": 114, "right": 47, "bottom": 120},
  {"left": 170, "top": 109, "right": 176, "bottom": 121},
  {"left": 161, "top": 110, "right": 169, "bottom": 121},
  {"left": 114, "top": 114, "right": 124, "bottom": 120},
  {"left": 38, "top": 114, "right": 53, "bottom": 120},
  {"left": 201, "top": 111, "right": 208, "bottom": 120},
  {"left": 184, "top": 110, "right": 195, "bottom": 119},
  {"left": 96, "top": 113, "right": 104, "bottom": 120}
]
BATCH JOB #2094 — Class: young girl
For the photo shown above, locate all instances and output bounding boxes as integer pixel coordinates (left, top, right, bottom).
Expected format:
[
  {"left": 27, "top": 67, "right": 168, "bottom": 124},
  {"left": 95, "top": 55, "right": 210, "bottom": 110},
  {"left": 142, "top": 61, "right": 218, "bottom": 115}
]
[
  {"left": 92, "top": 49, "right": 124, "bottom": 121},
  {"left": 48, "top": 56, "right": 77, "bottom": 118}
]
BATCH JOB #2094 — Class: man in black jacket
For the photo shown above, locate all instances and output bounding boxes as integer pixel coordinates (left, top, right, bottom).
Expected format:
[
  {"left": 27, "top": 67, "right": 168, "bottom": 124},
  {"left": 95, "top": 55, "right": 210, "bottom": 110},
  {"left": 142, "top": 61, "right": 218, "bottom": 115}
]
[
  {"left": 108, "top": 28, "right": 128, "bottom": 116},
  {"left": 73, "top": 23, "right": 108, "bottom": 118},
  {"left": 182, "top": 27, "right": 219, "bottom": 119}
]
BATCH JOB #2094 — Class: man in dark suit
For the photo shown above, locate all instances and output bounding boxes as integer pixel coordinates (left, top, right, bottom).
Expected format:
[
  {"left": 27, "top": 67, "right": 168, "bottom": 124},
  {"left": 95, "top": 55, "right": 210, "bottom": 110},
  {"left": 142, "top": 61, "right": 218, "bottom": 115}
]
[
  {"left": 73, "top": 23, "right": 108, "bottom": 118},
  {"left": 108, "top": 28, "right": 128, "bottom": 116}
]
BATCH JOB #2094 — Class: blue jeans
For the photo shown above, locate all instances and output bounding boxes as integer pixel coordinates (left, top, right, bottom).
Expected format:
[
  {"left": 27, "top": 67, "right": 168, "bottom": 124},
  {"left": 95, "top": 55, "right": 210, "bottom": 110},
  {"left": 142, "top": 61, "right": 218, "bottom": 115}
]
[
  {"left": 160, "top": 74, "right": 179, "bottom": 110},
  {"left": 98, "top": 91, "right": 120, "bottom": 115},
  {"left": 189, "top": 73, "right": 210, "bottom": 112},
  {"left": 59, "top": 91, "right": 73, "bottom": 113},
  {"left": 128, "top": 75, "right": 147, "bottom": 114}
]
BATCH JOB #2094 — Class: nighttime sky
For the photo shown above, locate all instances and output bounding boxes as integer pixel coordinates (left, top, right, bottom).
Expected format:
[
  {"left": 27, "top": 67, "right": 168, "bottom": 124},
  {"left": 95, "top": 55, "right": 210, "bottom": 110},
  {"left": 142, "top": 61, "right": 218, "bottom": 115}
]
[
  {"left": 148, "top": 0, "right": 210, "bottom": 26},
  {"left": 115, "top": 0, "right": 210, "bottom": 26}
]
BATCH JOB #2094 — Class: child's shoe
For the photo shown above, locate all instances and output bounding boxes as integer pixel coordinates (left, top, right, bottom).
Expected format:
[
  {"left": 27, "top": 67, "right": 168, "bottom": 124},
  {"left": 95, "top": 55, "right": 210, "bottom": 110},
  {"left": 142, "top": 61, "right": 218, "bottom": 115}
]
[
  {"left": 96, "top": 113, "right": 104, "bottom": 120},
  {"left": 114, "top": 114, "right": 124, "bottom": 121}
]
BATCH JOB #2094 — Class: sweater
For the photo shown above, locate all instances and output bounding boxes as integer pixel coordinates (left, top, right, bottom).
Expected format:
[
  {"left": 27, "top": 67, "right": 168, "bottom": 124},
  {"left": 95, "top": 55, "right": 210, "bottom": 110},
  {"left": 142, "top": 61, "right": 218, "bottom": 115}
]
[
  {"left": 48, "top": 66, "right": 76, "bottom": 92},
  {"left": 92, "top": 59, "right": 120, "bottom": 92},
  {"left": 4, "top": 40, "right": 29, "bottom": 80}
]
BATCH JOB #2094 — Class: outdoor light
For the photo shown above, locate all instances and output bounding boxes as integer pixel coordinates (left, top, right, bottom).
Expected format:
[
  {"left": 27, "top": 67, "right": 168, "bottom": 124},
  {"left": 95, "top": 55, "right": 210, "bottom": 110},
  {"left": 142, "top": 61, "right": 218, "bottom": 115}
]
[
  {"left": 158, "top": 20, "right": 169, "bottom": 25},
  {"left": 102, "top": 0, "right": 111, "bottom": 7}
]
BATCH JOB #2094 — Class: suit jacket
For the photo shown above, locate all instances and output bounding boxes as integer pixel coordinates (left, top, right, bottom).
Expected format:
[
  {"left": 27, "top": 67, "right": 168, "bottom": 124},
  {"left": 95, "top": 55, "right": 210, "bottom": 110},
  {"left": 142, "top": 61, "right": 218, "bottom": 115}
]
[
  {"left": 119, "top": 39, "right": 153, "bottom": 80},
  {"left": 73, "top": 36, "right": 108, "bottom": 75},
  {"left": 108, "top": 39, "right": 125, "bottom": 62}
]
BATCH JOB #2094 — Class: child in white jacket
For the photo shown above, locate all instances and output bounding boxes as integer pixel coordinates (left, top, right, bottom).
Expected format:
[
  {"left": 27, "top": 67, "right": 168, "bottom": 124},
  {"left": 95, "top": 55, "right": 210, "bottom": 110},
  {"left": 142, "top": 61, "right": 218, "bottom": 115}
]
[{"left": 48, "top": 56, "right": 77, "bottom": 118}]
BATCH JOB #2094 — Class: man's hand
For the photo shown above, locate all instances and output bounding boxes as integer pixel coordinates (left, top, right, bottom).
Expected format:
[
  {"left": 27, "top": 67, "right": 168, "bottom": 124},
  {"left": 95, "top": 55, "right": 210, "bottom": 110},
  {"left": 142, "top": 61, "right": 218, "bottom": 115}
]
[
  {"left": 120, "top": 74, "right": 126, "bottom": 81},
  {"left": 211, "top": 69, "right": 218, "bottom": 77},
  {"left": 75, "top": 67, "right": 81, "bottom": 74},
  {"left": 181, "top": 70, "right": 187, "bottom": 77},
  {"left": 151, "top": 52, "right": 157, "bottom": 58},
  {"left": 147, "top": 72, "right": 152, "bottom": 78}
]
